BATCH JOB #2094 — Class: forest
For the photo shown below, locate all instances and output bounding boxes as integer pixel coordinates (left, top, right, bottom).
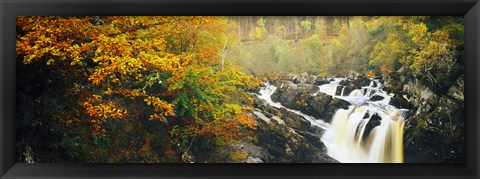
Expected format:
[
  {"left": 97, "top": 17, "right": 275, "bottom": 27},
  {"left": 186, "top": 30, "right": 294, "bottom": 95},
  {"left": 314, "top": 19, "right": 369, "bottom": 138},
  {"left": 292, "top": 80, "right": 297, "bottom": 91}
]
[{"left": 16, "top": 16, "right": 464, "bottom": 163}]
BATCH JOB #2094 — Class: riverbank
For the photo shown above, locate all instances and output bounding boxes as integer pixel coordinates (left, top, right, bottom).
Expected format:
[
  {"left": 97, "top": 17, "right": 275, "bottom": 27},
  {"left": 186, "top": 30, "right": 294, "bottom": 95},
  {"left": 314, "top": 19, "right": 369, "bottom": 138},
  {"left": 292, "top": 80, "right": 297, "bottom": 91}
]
[{"left": 236, "top": 72, "right": 463, "bottom": 163}]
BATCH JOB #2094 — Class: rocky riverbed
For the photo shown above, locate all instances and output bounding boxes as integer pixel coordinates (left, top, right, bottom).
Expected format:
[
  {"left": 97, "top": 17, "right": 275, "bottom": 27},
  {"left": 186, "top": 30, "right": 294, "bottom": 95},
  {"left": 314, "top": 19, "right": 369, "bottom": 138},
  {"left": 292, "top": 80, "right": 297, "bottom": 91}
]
[{"left": 237, "top": 72, "right": 464, "bottom": 163}]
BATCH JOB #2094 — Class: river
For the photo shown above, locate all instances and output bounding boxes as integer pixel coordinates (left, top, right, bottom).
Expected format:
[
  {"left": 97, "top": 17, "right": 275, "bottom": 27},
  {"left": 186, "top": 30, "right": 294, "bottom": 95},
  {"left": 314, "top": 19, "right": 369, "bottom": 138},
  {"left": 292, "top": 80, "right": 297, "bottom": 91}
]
[{"left": 256, "top": 77, "right": 408, "bottom": 163}]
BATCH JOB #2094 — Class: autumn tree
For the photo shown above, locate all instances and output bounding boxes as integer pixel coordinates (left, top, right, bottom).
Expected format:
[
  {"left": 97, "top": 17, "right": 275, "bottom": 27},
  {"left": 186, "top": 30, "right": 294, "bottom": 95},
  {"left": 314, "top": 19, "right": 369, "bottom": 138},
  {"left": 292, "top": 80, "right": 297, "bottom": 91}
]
[
  {"left": 366, "top": 16, "right": 461, "bottom": 90},
  {"left": 16, "top": 16, "right": 260, "bottom": 162}
]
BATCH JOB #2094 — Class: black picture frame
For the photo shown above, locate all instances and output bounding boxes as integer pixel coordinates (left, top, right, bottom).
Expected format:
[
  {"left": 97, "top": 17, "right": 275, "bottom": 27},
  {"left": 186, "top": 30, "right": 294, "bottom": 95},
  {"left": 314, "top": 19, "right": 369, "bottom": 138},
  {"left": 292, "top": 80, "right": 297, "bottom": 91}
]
[{"left": 1, "top": 0, "right": 479, "bottom": 178}]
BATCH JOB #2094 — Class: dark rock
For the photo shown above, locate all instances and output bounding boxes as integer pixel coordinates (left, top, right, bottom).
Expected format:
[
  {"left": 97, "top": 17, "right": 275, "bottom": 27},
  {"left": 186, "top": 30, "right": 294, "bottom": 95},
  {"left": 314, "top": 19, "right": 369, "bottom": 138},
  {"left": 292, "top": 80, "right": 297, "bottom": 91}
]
[
  {"left": 362, "top": 112, "right": 370, "bottom": 119},
  {"left": 354, "top": 76, "right": 371, "bottom": 89},
  {"left": 403, "top": 95, "right": 464, "bottom": 163},
  {"left": 426, "top": 96, "right": 463, "bottom": 134},
  {"left": 294, "top": 130, "right": 325, "bottom": 150},
  {"left": 339, "top": 79, "right": 351, "bottom": 87},
  {"left": 256, "top": 128, "right": 290, "bottom": 161},
  {"left": 304, "top": 75, "right": 317, "bottom": 84},
  {"left": 403, "top": 109, "right": 464, "bottom": 163},
  {"left": 270, "top": 81, "right": 298, "bottom": 109},
  {"left": 377, "top": 51, "right": 465, "bottom": 163},
  {"left": 253, "top": 116, "right": 338, "bottom": 163},
  {"left": 277, "top": 108, "right": 312, "bottom": 132},
  {"left": 300, "top": 85, "right": 319, "bottom": 94},
  {"left": 362, "top": 113, "right": 382, "bottom": 141},
  {"left": 389, "top": 94, "right": 412, "bottom": 109},
  {"left": 251, "top": 84, "right": 339, "bottom": 163},
  {"left": 263, "top": 105, "right": 283, "bottom": 117},
  {"left": 253, "top": 96, "right": 265, "bottom": 109},
  {"left": 307, "top": 125, "right": 326, "bottom": 137},
  {"left": 329, "top": 98, "right": 351, "bottom": 110},
  {"left": 379, "top": 79, "right": 384, "bottom": 84},
  {"left": 305, "top": 93, "right": 332, "bottom": 119},
  {"left": 339, "top": 76, "right": 371, "bottom": 90},
  {"left": 344, "top": 87, "right": 354, "bottom": 96},
  {"left": 271, "top": 81, "right": 319, "bottom": 111},
  {"left": 403, "top": 132, "right": 464, "bottom": 163},
  {"left": 383, "top": 72, "right": 404, "bottom": 95},
  {"left": 370, "top": 95, "right": 384, "bottom": 101},
  {"left": 335, "top": 86, "right": 353, "bottom": 96},
  {"left": 323, "top": 98, "right": 351, "bottom": 122},
  {"left": 313, "top": 79, "right": 329, "bottom": 86},
  {"left": 334, "top": 86, "right": 344, "bottom": 96},
  {"left": 269, "top": 80, "right": 353, "bottom": 123}
]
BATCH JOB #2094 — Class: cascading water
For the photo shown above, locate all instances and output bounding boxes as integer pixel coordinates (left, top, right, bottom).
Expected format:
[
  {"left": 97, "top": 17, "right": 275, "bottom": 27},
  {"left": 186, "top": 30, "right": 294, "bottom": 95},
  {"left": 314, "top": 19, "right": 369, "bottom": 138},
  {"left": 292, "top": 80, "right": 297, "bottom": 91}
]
[
  {"left": 256, "top": 78, "right": 407, "bottom": 163},
  {"left": 320, "top": 78, "right": 407, "bottom": 163}
]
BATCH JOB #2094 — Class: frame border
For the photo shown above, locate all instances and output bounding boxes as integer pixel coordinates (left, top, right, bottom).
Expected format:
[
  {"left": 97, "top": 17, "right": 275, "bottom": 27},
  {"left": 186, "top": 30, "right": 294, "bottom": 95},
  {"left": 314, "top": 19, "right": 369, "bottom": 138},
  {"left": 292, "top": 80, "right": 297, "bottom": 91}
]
[{"left": 1, "top": 0, "right": 479, "bottom": 178}]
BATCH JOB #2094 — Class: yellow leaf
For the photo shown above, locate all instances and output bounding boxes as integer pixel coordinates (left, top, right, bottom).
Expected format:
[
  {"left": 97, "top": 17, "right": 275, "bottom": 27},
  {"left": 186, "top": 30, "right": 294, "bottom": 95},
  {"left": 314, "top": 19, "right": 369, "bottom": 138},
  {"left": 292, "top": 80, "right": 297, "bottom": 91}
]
[{"left": 47, "top": 59, "right": 54, "bottom": 65}]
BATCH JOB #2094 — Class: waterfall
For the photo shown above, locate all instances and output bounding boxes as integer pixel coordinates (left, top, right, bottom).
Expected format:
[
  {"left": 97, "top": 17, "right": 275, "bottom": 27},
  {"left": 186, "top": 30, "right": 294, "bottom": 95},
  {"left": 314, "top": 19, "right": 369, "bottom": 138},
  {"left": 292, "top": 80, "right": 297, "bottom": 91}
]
[
  {"left": 318, "top": 78, "right": 343, "bottom": 96},
  {"left": 256, "top": 78, "right": 407, "bottom": 163},
  {"left": 320, "top": 78, "right": 407, "bottom": 163}
]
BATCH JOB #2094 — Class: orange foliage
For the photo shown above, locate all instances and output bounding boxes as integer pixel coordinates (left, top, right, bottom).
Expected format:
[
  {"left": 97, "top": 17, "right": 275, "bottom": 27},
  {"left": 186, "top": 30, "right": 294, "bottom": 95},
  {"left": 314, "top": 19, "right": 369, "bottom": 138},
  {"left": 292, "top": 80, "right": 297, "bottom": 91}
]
[{"left": 16, "top": 16, "right": 261, "bottom": 161}]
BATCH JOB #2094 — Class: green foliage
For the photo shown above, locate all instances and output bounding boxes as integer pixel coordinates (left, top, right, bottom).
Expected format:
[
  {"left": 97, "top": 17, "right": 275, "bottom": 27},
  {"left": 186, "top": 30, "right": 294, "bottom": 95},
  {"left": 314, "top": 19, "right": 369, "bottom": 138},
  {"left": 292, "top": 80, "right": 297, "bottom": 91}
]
[
  {"left": 366, "top": 16, "right": 461, "bottom": 82},
  {"left": 333, "top": 19, "right": 341, "bottom": 36},
  {"left": 301, "top": 20, "right": 312, "bottom": 38},
  {"left": 16, "top": 16, "right": 260, "bottom": 163},
  {"left": 15, "top": 16, "right": 464, "bottom": 163}
]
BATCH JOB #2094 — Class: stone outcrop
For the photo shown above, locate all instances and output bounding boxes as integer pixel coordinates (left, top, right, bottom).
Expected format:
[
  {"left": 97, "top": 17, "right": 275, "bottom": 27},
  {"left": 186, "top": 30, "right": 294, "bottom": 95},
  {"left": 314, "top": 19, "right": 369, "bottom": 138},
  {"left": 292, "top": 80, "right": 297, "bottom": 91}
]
[
  {"left": 270, "top": 80, "right": 350, "bottom": 122},
  {"left": 244, "top": 96, "right": 339, "bottom": 163},
  {"left": 384, "top": 69, "right": 464, "bottom": 163}
]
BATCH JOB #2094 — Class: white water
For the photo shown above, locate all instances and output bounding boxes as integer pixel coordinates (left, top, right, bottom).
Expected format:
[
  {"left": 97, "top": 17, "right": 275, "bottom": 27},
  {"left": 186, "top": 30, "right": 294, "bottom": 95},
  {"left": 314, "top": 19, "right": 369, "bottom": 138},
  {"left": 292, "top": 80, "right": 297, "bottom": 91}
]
[
  {"left": 257, "top": 78, "right": 407, "bottom": 163},
  {"left": 319, "top": 78, "right": 407, "bottom": 163}
]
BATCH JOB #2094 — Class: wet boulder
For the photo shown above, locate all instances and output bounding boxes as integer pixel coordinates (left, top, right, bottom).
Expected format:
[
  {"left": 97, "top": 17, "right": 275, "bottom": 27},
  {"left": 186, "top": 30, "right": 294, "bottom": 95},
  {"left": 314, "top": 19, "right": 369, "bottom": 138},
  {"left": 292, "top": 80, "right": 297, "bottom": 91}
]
[
  {"left": 322, "top": 98, "right": 351, "bottom": 122},
  {"left": 294, "top": 130, "right": 326, "bottom": 150},
  {"left": 253, "top": 115, "right": 338, "bottom": 163},
  {"left": 313, "top": 78, "right": 330, "bottom": 86},
  {"left": 362, "top": 113, "right": 382, "bottom": 141},
  {"left": 353, "top": 76, "right": 371, "bottom": 89},
  {"left": 277, "top": 108, "right": 312, "bottom": 132},
  {"left": 271, "top": 82, "right": 319, "bottom": 111},
  {"left": 340, "top": 76, "right": 371, "bottom": 90},
  {"left": 370, "top": 95, "right": 384, "bottom": 101},
  {"left": 305, "top": 93, "right": 332, "bottom": 119},
  {"left": 335, "top": 86, "right": 353, "bottom": 97},
  {"left": 389, "top": 94, "right": 413, "bottom": 109},
  {"left": 270, "top": 81, "right": 298, "bottom": 109}
]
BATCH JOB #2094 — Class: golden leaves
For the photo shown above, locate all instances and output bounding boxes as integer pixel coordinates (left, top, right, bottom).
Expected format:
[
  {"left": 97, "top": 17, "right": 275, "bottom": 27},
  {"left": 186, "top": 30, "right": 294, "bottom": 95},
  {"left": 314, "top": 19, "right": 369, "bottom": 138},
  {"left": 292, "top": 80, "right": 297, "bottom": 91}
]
[
  {"left": 17, "top": 16, "right": 261, "bottom": 147},
  {"left": 16, "top": 16, "right": 94, "bottom": 65},
  {"left": 407, "top": 23, "right": 428, "bottom": 47},
  {"left": 144, "top": 96, "right": 175, "bottom": 119},
  {"left": 404, "top": 23, "right": 454, "bottom": 73}
]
